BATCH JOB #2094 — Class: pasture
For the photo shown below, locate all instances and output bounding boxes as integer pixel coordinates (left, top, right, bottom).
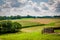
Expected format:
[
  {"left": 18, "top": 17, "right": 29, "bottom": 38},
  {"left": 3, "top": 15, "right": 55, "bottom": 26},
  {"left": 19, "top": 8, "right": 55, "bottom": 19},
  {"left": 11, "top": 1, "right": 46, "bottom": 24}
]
[{"left": 0, "top": 18, "right": 60, "bottom": 40}]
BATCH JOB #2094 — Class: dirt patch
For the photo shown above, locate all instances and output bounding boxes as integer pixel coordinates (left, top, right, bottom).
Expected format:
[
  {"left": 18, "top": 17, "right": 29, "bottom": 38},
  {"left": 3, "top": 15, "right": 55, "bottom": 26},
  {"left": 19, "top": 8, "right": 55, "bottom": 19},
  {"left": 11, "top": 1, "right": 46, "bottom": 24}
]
[
  {"left": 0, "top": 39, "right": 2, "bottom": 40},
  {"left": 27, "top": 18, "right": 56, "bottom": 24}
]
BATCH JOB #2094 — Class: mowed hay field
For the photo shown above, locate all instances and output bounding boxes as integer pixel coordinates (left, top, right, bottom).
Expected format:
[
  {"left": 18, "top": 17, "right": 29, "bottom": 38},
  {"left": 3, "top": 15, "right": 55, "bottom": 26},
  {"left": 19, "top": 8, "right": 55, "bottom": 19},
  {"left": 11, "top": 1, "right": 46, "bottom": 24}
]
[{"left": 0, "top": 18, "right": 60, "bottom": 40}]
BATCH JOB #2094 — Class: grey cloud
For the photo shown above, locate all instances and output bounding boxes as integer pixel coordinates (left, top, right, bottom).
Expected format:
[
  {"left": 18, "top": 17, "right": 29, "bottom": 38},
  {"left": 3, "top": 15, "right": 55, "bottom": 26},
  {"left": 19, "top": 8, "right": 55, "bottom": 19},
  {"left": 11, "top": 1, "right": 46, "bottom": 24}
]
[
  {"left": 41, "top": 4, "right": 49, "bottom": 10},
  {"left": 10, "top": 0, "right": 26, "bottom": 8},
  {"left": 0, "top": 0, "right": 60, "bottom": 16},
  {"left": 11, "top": 2, "right": 20, "bottom": 8},
  {"left": 42, "top": 7, "right": 49, "bottom": 10},
  {"left": 0, "top": 0, "right": 26, "bottom": 12},
  {"left": 1, "top": 0, "right": 26, "bottom": 8},
  {"left": 55, "top": 2, "right": 60, "bottom": 13},
  {"left": 0, "top": 8, "right": 2, "bottom": 11},
  {"left": 0, "top": 0, "right": 6, "bottom": 6},
  {"left": 33, "top": 7, "right": 40, "bottom": 12},
  {"left": 32, "top": 0, "right": 48, "bottom": 3},
  {"left": 48, "top": 0, "right": 60, "bottom": 14},
  {"left": 48, "top": 0, "right": 55, "bottom": 5}
]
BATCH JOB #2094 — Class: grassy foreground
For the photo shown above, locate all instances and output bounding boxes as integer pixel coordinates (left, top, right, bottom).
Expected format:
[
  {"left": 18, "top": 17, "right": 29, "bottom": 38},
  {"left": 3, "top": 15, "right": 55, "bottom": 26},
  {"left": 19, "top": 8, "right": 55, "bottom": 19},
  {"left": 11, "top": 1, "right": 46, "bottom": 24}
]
[
  {"left": 0, "top": 32, "right": 60, "bottom": 40},
  {"left": 0, "top": 18, "right": 60, "bottom": 40}
]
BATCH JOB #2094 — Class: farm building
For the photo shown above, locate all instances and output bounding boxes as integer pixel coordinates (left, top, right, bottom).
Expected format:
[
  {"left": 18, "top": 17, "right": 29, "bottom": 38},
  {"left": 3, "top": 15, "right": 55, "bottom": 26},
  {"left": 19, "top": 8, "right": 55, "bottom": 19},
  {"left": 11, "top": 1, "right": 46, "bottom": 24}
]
[{"left": 42, "top": 27, "right": 60, "bottom": 33}]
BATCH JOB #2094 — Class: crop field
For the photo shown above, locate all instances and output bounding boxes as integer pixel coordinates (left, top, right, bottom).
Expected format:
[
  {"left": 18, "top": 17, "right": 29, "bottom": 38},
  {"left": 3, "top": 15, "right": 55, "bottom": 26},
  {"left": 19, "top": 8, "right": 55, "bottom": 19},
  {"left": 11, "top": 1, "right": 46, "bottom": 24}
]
[{"left": 0, "top": 18, "right": 60, "bottom": 40}]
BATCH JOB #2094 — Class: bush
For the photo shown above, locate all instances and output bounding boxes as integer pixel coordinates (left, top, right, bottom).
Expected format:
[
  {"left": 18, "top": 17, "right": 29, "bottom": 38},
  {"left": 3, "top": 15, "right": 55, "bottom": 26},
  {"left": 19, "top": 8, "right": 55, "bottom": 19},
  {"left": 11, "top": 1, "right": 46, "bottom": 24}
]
[
  {"left": 11, "top": 22, "right": 22, "bottom": 32},
  {"left": 0, "top": 21, "right": 22, "bottom": 33}
]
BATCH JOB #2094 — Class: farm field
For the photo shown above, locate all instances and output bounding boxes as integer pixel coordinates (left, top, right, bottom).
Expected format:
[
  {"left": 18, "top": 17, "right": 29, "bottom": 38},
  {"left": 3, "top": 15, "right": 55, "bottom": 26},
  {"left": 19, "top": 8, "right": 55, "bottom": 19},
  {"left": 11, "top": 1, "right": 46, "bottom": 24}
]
[{"left": 0, "top": 18, "right": 60, "bottom": 40}]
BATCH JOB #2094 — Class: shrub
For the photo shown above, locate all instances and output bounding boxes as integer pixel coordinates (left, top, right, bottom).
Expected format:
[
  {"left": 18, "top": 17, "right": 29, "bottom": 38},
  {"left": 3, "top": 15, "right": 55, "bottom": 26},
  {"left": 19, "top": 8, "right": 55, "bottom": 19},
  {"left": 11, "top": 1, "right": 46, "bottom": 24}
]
[
  {"left": 10, "top": 22, "right": 22, "bottom": 32},
  {"left": 0, "top": 21, "right": 22, "bottom": 33}
]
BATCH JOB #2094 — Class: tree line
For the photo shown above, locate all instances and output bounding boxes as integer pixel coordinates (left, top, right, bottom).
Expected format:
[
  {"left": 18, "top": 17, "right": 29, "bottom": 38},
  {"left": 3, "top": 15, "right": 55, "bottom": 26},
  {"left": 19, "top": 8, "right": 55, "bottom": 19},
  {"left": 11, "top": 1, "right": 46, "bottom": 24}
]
[{"left": 0, "top": 15, "right": 60, "bottom": 20}]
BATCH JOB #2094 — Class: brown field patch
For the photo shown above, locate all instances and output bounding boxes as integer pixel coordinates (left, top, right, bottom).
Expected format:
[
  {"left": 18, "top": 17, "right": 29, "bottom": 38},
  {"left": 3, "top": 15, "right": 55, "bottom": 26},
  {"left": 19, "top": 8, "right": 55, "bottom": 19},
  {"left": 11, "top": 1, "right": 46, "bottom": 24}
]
[{"left": 26, "top": 18, "right": 60, "bottom": 24}]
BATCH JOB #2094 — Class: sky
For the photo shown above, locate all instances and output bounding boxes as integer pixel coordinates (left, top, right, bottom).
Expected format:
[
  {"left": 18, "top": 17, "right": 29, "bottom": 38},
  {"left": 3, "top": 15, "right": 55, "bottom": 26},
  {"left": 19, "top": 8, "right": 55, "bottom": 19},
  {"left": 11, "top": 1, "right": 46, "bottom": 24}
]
[{"left": 0, "top": 0, "right": 60, "bottom": 16}]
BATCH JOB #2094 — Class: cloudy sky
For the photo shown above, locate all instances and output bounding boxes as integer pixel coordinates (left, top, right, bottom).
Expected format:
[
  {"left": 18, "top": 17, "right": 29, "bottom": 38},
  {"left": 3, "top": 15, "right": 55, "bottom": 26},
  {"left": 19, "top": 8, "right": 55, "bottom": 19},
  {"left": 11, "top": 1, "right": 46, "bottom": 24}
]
[{"left": 0, "top": 0, "right": 60, "bottom": 16}]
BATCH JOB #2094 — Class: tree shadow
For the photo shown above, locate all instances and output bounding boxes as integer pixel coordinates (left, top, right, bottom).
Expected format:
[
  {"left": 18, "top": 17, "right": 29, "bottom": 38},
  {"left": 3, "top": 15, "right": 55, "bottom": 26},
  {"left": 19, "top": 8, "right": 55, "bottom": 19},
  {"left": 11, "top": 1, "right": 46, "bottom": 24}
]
[
  {"left": 0, "top": 31, "right": 22, "bottom": 35},
  {"left": 22, "top": 24, "right": 45, "bottom": 28}
]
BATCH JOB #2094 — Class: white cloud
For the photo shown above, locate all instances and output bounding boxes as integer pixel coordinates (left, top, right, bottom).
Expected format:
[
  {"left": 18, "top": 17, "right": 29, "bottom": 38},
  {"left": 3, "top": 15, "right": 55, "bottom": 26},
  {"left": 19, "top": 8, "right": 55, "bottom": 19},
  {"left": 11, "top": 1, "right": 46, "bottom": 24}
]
[
  {"left": 0, "top": 0, "right": 60, "bottom": 16},
  {"left": 18, "top": 0, "right": 27, "bottom": 3}
]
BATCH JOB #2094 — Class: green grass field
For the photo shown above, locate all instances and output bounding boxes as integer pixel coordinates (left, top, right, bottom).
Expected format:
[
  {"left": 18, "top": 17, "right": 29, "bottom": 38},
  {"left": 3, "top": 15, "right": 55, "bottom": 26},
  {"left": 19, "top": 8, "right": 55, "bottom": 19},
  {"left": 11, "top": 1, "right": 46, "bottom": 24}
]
[{"left": 0, "top": 18, "right": 60, "bottom": 40}]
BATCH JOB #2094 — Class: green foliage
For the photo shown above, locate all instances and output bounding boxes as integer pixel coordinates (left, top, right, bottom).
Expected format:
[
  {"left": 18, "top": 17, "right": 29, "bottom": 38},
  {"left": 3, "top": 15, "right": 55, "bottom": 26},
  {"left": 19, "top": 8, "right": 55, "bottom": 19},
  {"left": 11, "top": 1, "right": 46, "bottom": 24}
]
[
  {"left": 11, "top": 22, "right": 22, "bottom": 32},
  {"left": 1, "top": 32, "right": 60, "bottom": 40},
  {"left": 0, "top": 21, "right": 22, "bottom": 33},
  {"left": 47, "top": 22, "right": 55, "bottom": 26},
  {"left": 0, "top": 18, "right": 60, "bottom": 40}
]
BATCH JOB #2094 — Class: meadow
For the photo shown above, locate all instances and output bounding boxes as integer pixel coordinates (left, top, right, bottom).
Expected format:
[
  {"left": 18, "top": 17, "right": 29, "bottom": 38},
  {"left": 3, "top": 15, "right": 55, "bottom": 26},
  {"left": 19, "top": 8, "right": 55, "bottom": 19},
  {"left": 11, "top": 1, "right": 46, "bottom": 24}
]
[{"left": 0, "top": 18, "right": 60, "bottom": 40}]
